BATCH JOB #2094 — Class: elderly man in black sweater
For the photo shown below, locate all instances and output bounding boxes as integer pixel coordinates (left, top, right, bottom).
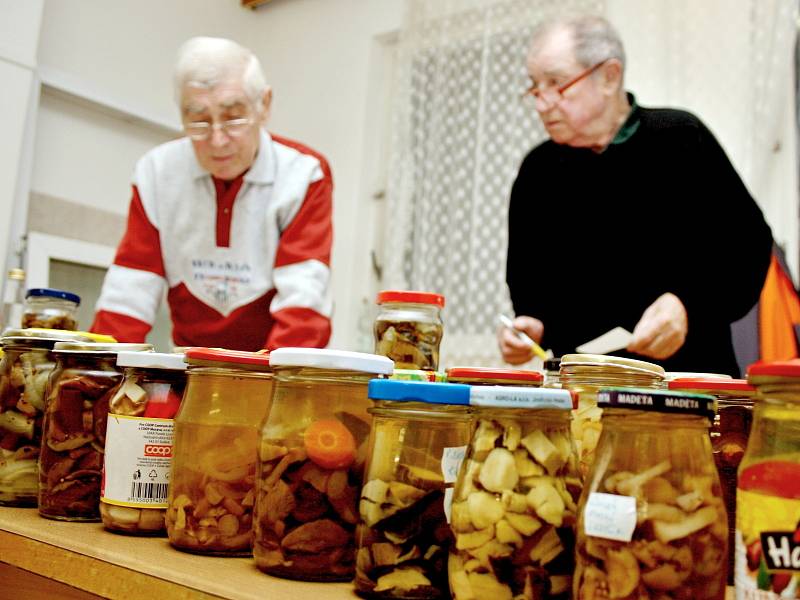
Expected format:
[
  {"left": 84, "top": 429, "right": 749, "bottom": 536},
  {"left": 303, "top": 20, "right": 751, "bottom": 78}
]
[{"left": 498, "top": 15, "right": 772, "bottom": 376}]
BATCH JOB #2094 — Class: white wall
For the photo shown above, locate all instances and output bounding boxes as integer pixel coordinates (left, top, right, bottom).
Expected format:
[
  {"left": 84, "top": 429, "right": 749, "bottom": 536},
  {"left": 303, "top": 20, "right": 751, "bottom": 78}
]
[
  {"left": 33, "top": 0, "right": 404, "bottom": 349},
  {"left": 0, "top": 0, "right": 44, "bottom": 288}
]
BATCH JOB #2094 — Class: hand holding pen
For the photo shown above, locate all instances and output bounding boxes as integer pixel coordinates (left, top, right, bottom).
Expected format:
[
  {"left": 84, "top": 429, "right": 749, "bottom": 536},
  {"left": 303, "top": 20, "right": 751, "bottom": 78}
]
[{"left": 498, "top": 314, "right": 548, "bottom": 364}]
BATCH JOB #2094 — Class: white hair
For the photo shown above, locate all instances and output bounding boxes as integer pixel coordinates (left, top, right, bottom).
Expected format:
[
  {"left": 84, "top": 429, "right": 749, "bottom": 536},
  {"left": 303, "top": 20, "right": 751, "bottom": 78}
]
[
  {"left": 529, "top": 15, "right": 626, "bottom": 72},
  {"left": 174, "top": 36, "right": 268, "bottom": 109}
]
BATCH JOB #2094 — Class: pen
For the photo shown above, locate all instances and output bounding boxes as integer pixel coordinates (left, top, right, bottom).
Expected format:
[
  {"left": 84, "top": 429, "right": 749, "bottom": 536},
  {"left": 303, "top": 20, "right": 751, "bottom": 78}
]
[{"left": 498, "top": 314, "right": 548, "bottom": 360}]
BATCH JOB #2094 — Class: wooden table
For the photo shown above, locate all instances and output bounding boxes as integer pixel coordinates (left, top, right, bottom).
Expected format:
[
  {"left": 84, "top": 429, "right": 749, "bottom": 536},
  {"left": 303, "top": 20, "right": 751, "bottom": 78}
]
[{"left": 0, "top": 507, "right": 358, "bottom": 599}]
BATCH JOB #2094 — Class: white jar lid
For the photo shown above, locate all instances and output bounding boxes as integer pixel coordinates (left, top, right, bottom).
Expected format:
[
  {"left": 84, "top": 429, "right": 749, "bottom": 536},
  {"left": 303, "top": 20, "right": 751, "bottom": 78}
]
[
  {"left": 269, "top": 347, "right": 393, "bottom": 374},
  {"left": 116, "top": 351, "right": 187, "bottom": 370}
]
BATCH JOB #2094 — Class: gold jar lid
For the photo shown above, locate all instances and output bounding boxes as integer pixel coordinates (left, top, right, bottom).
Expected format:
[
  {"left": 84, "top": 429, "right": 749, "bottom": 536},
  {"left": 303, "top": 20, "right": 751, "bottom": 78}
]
[
  {"left": 560, "top": 353, "right": 665, "bottom": 378},
  {"left": 2, "top": 328, "right": 90, "bottom": 343}
]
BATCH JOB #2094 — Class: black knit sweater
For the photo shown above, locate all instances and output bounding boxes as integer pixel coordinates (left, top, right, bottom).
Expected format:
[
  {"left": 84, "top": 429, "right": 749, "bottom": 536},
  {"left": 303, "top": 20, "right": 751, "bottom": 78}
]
[{"left": 506, "top": 98, "right": 773, "bottom": 376}]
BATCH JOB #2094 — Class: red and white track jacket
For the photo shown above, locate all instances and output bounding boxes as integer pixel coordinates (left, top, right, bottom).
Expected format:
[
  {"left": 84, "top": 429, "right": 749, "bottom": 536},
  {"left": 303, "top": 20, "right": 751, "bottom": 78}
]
[{"left": 91, "top": 130, "right": 333, "bottom": 350}]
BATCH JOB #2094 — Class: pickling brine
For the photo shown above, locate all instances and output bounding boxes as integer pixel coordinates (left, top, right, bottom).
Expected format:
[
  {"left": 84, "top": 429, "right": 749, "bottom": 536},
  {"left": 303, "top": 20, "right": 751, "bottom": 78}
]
[{"left": 165, "top": 423, "right": 258, "bottom": 553}]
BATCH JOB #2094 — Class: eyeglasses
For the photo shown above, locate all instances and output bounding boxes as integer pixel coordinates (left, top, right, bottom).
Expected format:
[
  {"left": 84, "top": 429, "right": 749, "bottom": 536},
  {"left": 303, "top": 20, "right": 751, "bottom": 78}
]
[
  {"left": 524, "top": 59, "right": 608, "bottom": 106},
  {"left": 183, "top": 117, "right": 254, "bottom": 141}
]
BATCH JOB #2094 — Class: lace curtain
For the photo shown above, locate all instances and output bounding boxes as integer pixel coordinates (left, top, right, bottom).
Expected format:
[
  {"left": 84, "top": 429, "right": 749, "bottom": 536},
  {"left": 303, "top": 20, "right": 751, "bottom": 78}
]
[{"left": 382, "top": 0, "right": 798, "bottom": 368}]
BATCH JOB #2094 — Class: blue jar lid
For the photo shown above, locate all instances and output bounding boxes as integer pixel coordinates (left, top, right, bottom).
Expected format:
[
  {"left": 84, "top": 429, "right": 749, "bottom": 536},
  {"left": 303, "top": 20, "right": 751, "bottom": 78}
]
[
  {"left": 25, "top": 288, "right": 81, "bottom": 305},
  {"left": 368, "top": 379, "right": 470, "bottom": 405}
]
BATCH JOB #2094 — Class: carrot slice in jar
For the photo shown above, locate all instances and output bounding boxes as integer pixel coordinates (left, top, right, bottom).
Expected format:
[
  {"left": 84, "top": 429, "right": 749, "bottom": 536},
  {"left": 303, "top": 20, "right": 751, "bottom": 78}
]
[{"left": 304, "top": 419, "right": 357, "bottom": 469}]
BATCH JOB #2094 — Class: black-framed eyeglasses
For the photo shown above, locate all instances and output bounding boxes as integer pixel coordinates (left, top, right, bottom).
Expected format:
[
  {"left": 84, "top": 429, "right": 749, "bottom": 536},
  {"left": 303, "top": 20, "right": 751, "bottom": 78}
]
[
  {"left": 183, "top": 117, "right": 254, "bottom": 141},
  {"left": 524, "top": 59, "right": 609, "bottom": 106}
]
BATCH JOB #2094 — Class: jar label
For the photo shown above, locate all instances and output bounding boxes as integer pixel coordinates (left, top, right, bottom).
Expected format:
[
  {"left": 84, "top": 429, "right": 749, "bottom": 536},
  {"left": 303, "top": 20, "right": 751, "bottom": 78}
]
[
  {"left": 441, "top": 445, "right": 467, "bottom": 523},
  {"left": 583, "top": 492, "right": 637, "bottom": 542},
  {"left": 101, "top": 415, "right": 174, "bottom": 508},
  {"left": 469, "top": 386, "right": 573, "bottom": 410},
  {"left": 735, "top": 462, "right": 800, "bottom": 599}
]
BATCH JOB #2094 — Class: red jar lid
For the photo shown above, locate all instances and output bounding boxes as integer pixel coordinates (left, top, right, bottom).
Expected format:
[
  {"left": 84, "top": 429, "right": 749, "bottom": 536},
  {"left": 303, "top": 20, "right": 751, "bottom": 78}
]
[
  {"left": 447, "top": 367, "right": 543, "bottom": 384},
  {"left": 376, "top": 290, "right": 445, "bottom": 307},
  {"left": 185, "top": 347, "right": 271, "bottom": 369},
  {"left": 747, "top": 359, "right": 800, "bottom": 379},
  {"left": 668, "top": 377, "right": 755, "bottom": 393}
]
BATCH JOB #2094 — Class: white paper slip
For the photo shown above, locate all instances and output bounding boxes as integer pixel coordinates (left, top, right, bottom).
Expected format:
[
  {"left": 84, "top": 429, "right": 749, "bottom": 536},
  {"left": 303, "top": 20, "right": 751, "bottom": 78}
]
[
  {"left": 583, "top": 492, "right": 638, "bottom": 542},
  {"left": 576, "top": 326, "right": 633, "bottom": 355}
]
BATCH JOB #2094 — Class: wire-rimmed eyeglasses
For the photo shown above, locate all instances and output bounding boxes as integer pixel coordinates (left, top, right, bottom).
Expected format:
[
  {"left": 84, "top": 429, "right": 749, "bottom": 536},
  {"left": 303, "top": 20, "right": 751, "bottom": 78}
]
[
  {"left": 523, "top": 59, "right": 609, "bottom": 106},
  {"left": 183, "top": 117, "right": 254, "bottom": 141}
]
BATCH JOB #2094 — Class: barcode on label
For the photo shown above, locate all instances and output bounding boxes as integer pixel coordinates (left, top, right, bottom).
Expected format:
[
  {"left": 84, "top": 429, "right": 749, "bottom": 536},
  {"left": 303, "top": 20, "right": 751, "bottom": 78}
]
[{"left": 130, "top": 482, "right": 169, "bottom": 502}]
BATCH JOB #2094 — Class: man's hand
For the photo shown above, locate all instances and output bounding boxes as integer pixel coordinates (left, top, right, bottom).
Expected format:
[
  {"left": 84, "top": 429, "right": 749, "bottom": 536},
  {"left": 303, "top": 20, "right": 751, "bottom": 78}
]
[
  {"left": 627, "top": 293, "right": 688, "bottom": 360},
  {"left": 498, "top": 315, "right": 544, "bottom": 365}
]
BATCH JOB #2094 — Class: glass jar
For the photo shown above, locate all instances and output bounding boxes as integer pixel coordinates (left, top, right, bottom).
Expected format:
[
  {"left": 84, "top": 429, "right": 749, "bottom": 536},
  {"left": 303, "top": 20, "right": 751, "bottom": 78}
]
[
  {"left": 38, "top": 341, "right": 153, "bottom": 521},
  {"left": 543, "top": 358, "right": 562, "bottom": 388},
  {"left": 374, "top": 290, "right": 445, "bottom": 371},
  {"left": 356, "top": 380, "right": 472, "bottom": 598},
  {"left": 669, "top": 377, "right": 755, "bottom": 585},
  {"left": 22, "top": 288, "right": 80, "bottom": 330},
  {"left": 449, "top": 385, "right": 578, "bottom": 600},
  {"left": 165, "top": 348, "right": 272, "bottom": 556},
  {"left": 0, "top": 328, "right": 89, "bottom": 506},
  {"left": 575, "top": 387, "right": 727, "bottom": 600},
  {"left": 446, "top": 366, "right": 543, "bottom": 387},
  {"left": 560, "top": 354, "right": 664, "bottom": 476},
  {"left": 100, "top": 351, "right": 187, "bottom": 535},
  {"left": 735, "top": 361, "right": 800, "bottom": 599},
  {"left": 254, "top": 348, "right": 393, "bottom": 581}
]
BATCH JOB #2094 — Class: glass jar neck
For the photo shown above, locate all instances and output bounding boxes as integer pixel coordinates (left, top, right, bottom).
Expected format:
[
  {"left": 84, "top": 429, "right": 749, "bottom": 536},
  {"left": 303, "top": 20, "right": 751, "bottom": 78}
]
[
  {"left": 560, "top": 366, "right": 663, "bottom": 390},
  {"left": 473, "top": 406, "right": 569, "bottom": 424},
  {"left": 602, "top": 407, "right": 710, "bottom": 430},
  {"left": 369, "top": 402, "right": 470, "bottom": 421},
  {"left": 125, "top": 366, "right": 186, "bottom": 383},
  {"left": 187, "top": 365, "right": 272, "bottom": 380},
  {"left": 26, "top": 296, "right": 77, "bottom": 309},
  {"left": 273, "top": 366, "right": 377, "bottom": 385},
  {"left": 55, "top": 353, "right": 119, "bottom": 370}
]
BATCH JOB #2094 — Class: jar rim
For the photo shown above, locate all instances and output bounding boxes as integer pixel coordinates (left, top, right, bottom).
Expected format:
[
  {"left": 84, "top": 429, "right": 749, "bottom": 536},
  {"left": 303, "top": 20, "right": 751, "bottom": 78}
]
[
  {"left": 561, "top": 353, "right": 665, "bottom": 377},
  {"left": 376, "top": 290, "right": 445, "bottom": 307}
]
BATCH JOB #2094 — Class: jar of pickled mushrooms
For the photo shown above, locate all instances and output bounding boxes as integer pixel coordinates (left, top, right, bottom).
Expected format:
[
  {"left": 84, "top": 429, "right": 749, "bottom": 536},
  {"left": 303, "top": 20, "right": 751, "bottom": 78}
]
[
  {"left": 375, "top": 290, "right": 444, "bottom": 371},
  {"left": 100, "top": 351, "right": 187, "bottom": 535},
  {"left": 165, "top": 348, "right": 272, "bottom": 556},
  {"left": 736, "top": 361, "right": 800, "bottom": 599},
  {"left": 560, "top": 354, "right": 664, "bottom": 475},
  {"left": 669, "top": 377, "right": 755, "bottom": 584},
  {"left": 543, "top": 358, "right": 562, "bottom": 389},
  {"left": 0, "top": 328, "right": 89, "bottom": 506},
  {"left": 254, "top": 348, "right": 392, "bottom": 581},
  {"left": 575, "top": 387, "right": 727, "bottom": 600},
  {"left": 22, "top": 288, "right": 80, "bottom": 330},
  {"left": 357, "top": 380, "right": 472, "bottom": 598},
  {"left": 449, "top": 385, "right": 578, "bottom": 600},
  {"left": 38, "top": 341, "right": 153, "bottom": 521}
]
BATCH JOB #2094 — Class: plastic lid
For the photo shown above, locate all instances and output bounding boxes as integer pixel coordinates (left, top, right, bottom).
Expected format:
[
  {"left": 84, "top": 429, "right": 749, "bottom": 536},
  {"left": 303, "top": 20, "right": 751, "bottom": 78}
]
[
  {"left": 270, "top": 348, "right": 393, "bottom": 375},
  {"left": 560, "top": 353, "right": 665, "bottom": 377},
  {"left": 469, "top": 386, "right": 575, "bottom": 410},
  {"left": 376, "top": 290, "right": 445, "bottom": 307},
  {"left": 368, "top": 379, "right": 470, "bottom": 405},
  {"left": 25, "top": 288, "right": 80, "bottom": 305},
  {"left": 53, "top": 342, "right": 153, "bottom": 354},
  {"left": 74, "top": 331, "right": 117, "bottom": 343},
  {"left": 664, "top": 371, "right": 732, "bottom": 382},
  {"left": 447, "top": 367, "right": 543, "bottom": 384},
  {"left": 668, "top": 378, "right": 755, "bottom": 393},
  {"left": 117, "top": 351, "right": 187, "bottom": 370},
  {"left": 747, "top": 360, "right": 800, "bottom": 379},
  {"left": 185, "top": 347, "right": 270, "bottom": 369},
  {"left": 598, "top": 387, "right": 716, "bottom": 420},
  {"left": 544, "top": 358, "right": 562, "bottom": 372},
  {"left": 2, "top": 328, "right": 90, "bottom": 343},
  {"left": 391, "top": 369, "right": 438, "bottom": 382}
]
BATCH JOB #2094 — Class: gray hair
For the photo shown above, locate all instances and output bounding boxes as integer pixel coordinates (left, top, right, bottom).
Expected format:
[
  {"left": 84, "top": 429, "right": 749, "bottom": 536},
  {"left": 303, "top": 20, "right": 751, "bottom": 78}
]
[
  {"left": 174, "top": 37, "right": 268, "bottom": 109},
  {"left": 529, "top": 15, "right": 626, "bottom": 71}
]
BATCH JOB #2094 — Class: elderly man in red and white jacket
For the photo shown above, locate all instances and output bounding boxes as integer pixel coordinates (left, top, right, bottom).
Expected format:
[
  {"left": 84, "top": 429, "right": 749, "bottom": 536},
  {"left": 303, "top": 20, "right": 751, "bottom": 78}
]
[{"left": 91, "top": 37, "right": 332, "bottom": 350}]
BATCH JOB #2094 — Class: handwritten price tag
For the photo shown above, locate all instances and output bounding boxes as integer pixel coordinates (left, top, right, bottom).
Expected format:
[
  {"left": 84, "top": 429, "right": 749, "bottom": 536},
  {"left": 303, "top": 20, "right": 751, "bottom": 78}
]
[
  {"left": 583, "top": 492, "right": 637, "bottom": 542},
  {"left": 441, "top": 446, "right": 467, "bottom": 484}
]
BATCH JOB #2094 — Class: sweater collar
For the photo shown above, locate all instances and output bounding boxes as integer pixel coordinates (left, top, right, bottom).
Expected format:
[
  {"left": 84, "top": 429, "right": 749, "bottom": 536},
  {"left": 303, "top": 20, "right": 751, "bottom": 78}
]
[{"left": 610, "top": 92, "right": 641, "bottom": 146}]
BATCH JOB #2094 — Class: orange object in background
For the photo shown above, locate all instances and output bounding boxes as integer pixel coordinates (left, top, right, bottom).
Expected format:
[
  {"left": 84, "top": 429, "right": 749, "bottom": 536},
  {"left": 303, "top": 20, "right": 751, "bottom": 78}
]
[{"left": 758, "top": 251, "right": 800, "bottom": 361}]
